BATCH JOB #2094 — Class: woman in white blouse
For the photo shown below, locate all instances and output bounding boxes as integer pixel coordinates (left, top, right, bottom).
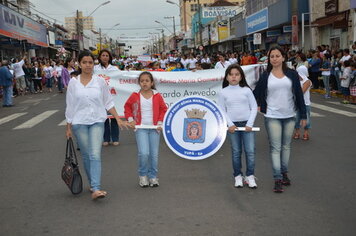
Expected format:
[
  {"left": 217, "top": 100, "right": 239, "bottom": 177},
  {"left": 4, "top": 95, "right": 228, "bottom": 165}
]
[
  {"left": 65, "top": 51, "right": 128, "bottom": 200},
  {"left": 94, "top": 49, "right": 120, "bottom": 147}
]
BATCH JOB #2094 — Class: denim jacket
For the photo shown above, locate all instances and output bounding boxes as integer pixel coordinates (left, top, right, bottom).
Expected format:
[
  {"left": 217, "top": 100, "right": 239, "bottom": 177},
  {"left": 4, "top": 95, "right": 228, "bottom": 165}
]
[{"left": 253, "top": 68, "right": 307, "bottom": 119}]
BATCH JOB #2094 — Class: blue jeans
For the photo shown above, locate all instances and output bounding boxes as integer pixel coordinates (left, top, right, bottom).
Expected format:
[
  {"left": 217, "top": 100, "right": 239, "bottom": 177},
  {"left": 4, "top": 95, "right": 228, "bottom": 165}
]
[
  {"left": 264, "top": 117, "right": 296, "bottom": 180},
  {"left": 104, "top": 118, "right": 119, "bottom": 142},
  {"left": 334, "top": 70, "right": 341, "bottom": 91},
  {"left": 228, "top": 121, "right": 256, "bottom": 177},
  {"left": 295, "top": 105, "right": 311, "bottom": 129},
  {"left": 135, "top": 129, "right": 160, "bottom": 179},
  {"left": 46, "top": 77, "right": 53, "bottom": 88},
  {"left": 57, "top": 76, "right": 63, "bottom": 92},
  {"left": 322, "top": 75, "right": 330, "bottom": 96},
  {"left": 2, "top": 85, "right": 13, "bottom": 106},
  {"left": 72, "top": 122, "right": 104, "bottom": 191}
]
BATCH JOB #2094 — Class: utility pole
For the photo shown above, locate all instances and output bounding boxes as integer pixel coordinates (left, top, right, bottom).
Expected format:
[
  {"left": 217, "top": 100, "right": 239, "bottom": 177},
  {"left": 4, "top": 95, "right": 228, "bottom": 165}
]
[
  {"left": 161, "top": 29, "right": 165, "bottom": 53},
  {"left": 99, "top": 28, "right": 102, "bottom": 51},
  {"left": 76, "top": 10, "right": 80, "bottom": 55},
  {"left": 197, "top": 0, "right": 202, "bottom": 47}
]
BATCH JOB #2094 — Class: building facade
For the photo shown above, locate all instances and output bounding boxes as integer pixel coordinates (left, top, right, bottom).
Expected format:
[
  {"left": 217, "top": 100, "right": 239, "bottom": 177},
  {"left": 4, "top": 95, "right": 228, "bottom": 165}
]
[
  {"left": 179, "top": 0, "right": 244, "bottom": 32},
  {"left": 65, "top": 11, "right": 95, "bottom": 34}
]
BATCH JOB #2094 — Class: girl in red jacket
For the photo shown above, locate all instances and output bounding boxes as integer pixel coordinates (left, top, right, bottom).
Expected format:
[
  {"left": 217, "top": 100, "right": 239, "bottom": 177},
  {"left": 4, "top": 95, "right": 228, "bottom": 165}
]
[{"left": 124, "top": 71, "right": 168, "bottom": 188}]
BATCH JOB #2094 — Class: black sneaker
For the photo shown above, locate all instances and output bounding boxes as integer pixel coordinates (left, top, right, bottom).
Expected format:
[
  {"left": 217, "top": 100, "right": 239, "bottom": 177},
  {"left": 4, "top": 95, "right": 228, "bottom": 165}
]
[
  {"left": 282, "top": 173, "right": 291, "bottom": 186},
  {"left": 273, "top": 180, "right": 284, "bottom": 193}
]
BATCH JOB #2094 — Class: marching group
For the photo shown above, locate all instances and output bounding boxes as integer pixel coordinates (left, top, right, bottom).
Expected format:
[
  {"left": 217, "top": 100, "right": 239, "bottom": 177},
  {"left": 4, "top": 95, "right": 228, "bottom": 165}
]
[
  {"left": 1, "top": 44, "right": 356, "bottom": 200},
  {"left": 64, "top": 46, "right": 307, "bottom": 199}
]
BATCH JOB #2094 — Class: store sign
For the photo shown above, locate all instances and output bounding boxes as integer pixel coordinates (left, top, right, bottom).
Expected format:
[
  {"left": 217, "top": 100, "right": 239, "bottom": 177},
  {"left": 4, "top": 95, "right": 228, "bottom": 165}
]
[
  {"left": 253, "top": 33, "right": 261, "bottom": 44},
  {"left": 163, "top": 96, "right": 227, "bottom": 160},
  {"left": 202, "top": 6, "right": 241, "bottom": 18},
  {"left": 325, "top": 0, "right": 338, "bottom": 15},
  {"left": 267, "top": 30, "right": 281, "bottom": 37},
  {"left": 246, "top": 8, "right": 268, "bottom": 35},
  {"left": 292, "top": 15, "right": 298, "bottom": 45},
  {"left": 352, "top": 0, "right": 356, "bottom": 8},
  {"left": 0, "top": 5, "right": 48, "bottom": 47},
  {"left": 283, "top": 26, "right": 292, "bottom": 33}
]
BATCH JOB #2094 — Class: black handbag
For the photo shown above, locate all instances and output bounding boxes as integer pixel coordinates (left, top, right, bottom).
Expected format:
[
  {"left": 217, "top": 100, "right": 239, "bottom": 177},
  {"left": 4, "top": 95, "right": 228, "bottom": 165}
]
[{"left": 61, "top": 138, "right": 83, "bottom": 195}]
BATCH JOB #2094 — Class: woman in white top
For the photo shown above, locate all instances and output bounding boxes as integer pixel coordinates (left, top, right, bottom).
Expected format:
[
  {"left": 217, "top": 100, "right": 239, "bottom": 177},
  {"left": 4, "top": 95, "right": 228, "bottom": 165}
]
[
  {"left": 94, "top": 49, "right": 121, "bottom": 147},
  {"left": 54, "top": 61, "right": 63, "bottom": 93},
  {"left": 214, "top": 54, "right": 231, "bottom": 69},
  {"left": 65, "top": 51, "right": 128, "bottom": 200},
  {"left": 294, "top": 65, "right": 312, "bottom": 140},
  {"left": 253, "top": 46, "right": 306, "bottom": 193}
]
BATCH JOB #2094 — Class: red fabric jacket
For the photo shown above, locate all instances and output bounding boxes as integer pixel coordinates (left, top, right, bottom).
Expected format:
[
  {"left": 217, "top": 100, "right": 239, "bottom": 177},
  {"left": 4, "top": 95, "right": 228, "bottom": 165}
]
[{"left": 124, "top": 90, "right": 167, "bottom": 125}]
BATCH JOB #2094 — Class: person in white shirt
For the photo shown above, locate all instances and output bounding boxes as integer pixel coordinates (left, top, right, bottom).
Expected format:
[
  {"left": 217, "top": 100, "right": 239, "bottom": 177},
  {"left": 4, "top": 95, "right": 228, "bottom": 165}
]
[
  {"left": 228, "top": 53, "right": 238, "bottom": 65},
  {"left": 201, "top": 54, "right": 211, "bottom": 64},
  {"left": 43, "top": 61, "right": 54, "bottom": 92},
  {"left": 217, "top": 64, "right": 258, "bottom": 188},
  {"left": 187, "top": 54, "right": 197, "bottom": 70},
  {"left": 94, "top": 49, "right": 121, "bottom": 147},
  {"left": 54, "top": 61, "right": 64, "bottom": 93},
  {"left": 294, "top": 65, "right": 312, "bottom": 141},
  {"left": 65, "top": 51, "right": 128, "bottom": 200},
  {"left": 339, "top": 49, "right": 351, "bottom": 70},
  {"left": 159, "top": 55, "right": 168, "bottom": 70},
  {"left": 215, "top": 54, "right": 231, "bottom": 69},
  {"left": 11, "top": 54, "right": 27, "bottom": 96},
  {"left": 180, "top": 55, "right": 189, "bottom": 69}
]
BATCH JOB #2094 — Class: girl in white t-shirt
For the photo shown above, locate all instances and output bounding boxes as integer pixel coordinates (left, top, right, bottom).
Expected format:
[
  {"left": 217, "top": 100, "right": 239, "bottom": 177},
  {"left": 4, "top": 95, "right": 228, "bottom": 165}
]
[
  {"left": 124, "top": 72, "right": 168, "bottom": 188},
  {"left": 294, "top": 66, "right": 312, "bottom": 140}
]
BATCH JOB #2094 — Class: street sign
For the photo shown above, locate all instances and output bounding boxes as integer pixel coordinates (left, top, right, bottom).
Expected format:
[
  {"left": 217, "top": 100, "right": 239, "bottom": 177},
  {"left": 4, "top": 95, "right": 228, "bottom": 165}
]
[{"left": 253, "top": 33, "right": 262, "bottom": 45}]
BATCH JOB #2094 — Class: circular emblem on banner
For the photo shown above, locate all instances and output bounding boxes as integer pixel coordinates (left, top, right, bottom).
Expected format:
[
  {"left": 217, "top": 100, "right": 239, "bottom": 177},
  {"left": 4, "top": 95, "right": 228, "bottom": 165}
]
[{"left": 163, "top": 96, "right": 227, "bottom": 160}]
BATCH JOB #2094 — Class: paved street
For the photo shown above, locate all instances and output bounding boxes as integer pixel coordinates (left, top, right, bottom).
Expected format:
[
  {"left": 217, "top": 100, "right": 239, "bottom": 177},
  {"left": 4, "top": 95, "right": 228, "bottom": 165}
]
[{"left": 0, "top": 92, "right": 355, "bottom": 236}]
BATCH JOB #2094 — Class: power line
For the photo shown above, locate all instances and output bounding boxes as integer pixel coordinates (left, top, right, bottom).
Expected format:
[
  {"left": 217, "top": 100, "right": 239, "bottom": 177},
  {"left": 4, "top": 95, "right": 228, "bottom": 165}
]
[{"left": 30, "top": 6, "right": 64, "bottom": 24}]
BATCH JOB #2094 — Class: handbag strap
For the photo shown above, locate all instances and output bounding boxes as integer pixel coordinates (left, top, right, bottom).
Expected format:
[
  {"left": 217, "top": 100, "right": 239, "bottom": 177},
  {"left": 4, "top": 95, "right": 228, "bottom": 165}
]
[{"left": 66, "top": 138, "right": 79, "bottom": 165}]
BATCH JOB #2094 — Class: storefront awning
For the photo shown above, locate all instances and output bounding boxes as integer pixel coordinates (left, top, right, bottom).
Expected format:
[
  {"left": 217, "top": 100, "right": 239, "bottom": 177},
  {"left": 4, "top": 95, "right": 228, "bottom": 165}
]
[{"left": 312, "top": 11, "right": 349, "bottom": 28}]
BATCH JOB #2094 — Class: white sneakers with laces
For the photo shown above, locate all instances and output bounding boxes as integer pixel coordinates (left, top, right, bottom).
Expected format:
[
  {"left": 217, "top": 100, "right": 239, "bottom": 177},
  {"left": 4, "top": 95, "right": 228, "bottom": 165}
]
[
  {"left": 245, "top": 175, "right": 257, "bottom": 189},
  {"left": 139, "top": 176, "right": 149, "bottom": 187},
  {"left": 149, "top": 178, "right": 159, "bottom": 187},
  {"left": 234, "top": 175, "right": 243, "bottom": 188}
]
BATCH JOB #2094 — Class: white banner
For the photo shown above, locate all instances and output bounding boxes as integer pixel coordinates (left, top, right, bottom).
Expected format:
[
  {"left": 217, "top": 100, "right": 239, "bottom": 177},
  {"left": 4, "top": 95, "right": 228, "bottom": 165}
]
[{"left": 94, "top": 64, "right": 266, "bottom": 116}]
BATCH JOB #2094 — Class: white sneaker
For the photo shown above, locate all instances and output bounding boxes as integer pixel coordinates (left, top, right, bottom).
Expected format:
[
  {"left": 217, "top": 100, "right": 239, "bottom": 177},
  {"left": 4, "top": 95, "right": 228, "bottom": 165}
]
[
  {"left": 149, "top": 178, "right": 159, "bottom": 187},
  {"left": 234, "top": 175, "right": 243, "bottom": 188},
  {"left": 139, "top": 176, "right": 149, "bottom": 187},
  {"left": 245, "top": 175, "right": 257, "bottom": 189}
]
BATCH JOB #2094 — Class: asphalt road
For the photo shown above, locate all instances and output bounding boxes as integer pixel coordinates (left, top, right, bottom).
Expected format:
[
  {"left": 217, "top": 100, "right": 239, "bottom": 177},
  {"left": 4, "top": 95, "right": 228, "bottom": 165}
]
[{"left": 0, "top": 92, "right": 355, "bottom": 236}]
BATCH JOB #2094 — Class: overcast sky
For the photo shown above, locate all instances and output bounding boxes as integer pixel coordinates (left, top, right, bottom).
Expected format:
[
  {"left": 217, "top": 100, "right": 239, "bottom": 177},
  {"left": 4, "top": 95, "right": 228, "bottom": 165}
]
[{"left": 31, "top": 0, "right": 180, "bottom": 48}]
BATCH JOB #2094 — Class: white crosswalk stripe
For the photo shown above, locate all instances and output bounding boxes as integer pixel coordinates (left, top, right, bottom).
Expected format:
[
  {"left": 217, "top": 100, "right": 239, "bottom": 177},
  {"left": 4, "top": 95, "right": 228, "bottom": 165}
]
[
  {"left": 58, "top": 119, "right": 67, "bottom": 126},
  {"left": 1, "top": 101, "right": 355, "bottom": 131},
  {"left": 311, "top": 103, "right": 356, "bottom": 117},
  {"left": 326, "top": 101, "right": 356, "bottom": 110},
  {"left": 13, "top": 110, "right": 59, "bottom": 130},
  {"left": 310, "top": 112, "right": 325, "bottom": 117},
  {"left": 0, "top": 113, "right": 28, "bottom": 125}
]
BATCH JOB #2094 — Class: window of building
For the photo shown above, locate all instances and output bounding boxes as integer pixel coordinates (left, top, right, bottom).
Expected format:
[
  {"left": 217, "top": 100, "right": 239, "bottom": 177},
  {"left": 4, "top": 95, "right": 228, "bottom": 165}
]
[{"left": 190, "top": 4, "right": 198, "bottom": 12}]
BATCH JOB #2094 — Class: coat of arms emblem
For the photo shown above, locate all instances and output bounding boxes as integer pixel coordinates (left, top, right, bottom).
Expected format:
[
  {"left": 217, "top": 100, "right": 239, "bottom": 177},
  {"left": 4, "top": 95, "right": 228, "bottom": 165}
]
[{"left": 183, "top": 108, "right": 207, "bottom": 144}]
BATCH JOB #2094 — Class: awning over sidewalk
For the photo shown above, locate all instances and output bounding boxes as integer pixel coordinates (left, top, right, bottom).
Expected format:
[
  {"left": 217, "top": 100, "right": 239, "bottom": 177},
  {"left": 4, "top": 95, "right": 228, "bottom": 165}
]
[{"left": 312, "top": 11, "right": 349, "bottom": 28}]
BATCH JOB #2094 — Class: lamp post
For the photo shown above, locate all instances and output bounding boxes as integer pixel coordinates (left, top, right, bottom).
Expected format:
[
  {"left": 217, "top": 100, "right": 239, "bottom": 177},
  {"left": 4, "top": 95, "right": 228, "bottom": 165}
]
[
  {"left": 197, "top": 0, "right": 202, "bottom": 47},
  {"left": 156, "top": 29, "right": 165, "bottom": 53},
  {"left": 164, "top": 16, "right": 176, "bottom": 50},
  {"left": 76, "top": 1, "right": 111, "bottom": 53},
  {"left": 99, "top": 23, "right": 120, "bottom": 52}
]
